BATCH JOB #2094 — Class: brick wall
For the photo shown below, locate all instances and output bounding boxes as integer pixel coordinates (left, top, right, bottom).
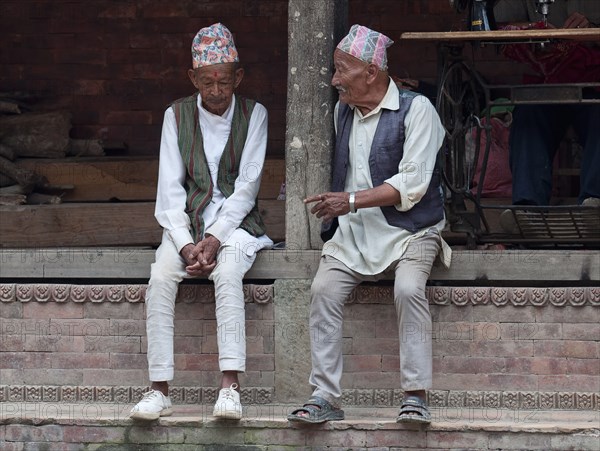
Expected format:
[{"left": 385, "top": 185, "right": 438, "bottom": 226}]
[
  {"left": 1, "top": 284, "right": 598, "bottom": 409},
  {"left": 0, "top": 284, "right": 275, "bottom": 400},
  {"left": 0, "top": 0, "right": 288, "bottom": 156},
  {"left": 0, "top": 0, "right": 521, "bottom": 158}
]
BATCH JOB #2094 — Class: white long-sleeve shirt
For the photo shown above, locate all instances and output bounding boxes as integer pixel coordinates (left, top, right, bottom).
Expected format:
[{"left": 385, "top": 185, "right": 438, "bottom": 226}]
[
  {"left": 325, "top": 80, "right": 451, "bottom": 275},
  {"left": 154, "top": 94, "right": 272, "bottom": 255}
]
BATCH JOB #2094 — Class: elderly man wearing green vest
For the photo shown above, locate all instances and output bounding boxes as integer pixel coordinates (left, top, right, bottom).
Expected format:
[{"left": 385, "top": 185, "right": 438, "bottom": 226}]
[
  {"left": 287, "top": 24, "right": 451, "bottom": 425},
  {"left": 130, "top": 23, "right": 272, "bottom": 421}
]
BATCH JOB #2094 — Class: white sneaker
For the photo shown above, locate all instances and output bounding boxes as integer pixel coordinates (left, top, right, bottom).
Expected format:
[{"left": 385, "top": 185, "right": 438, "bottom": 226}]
[
  {"left": 130, "top": 390, "right": 173, "bottom": 421},
  {"left": 213, "top": 383, "right": 242, "bottom": 419}
]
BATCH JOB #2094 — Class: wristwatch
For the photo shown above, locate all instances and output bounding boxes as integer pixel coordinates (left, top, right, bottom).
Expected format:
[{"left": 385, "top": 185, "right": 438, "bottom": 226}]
[{"left": 349, "top": 191, "right": 357, "bottom": 213}]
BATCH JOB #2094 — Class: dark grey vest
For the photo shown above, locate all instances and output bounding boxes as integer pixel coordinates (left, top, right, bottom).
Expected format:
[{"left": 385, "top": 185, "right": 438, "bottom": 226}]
[{"left": 321, "top": 90, "right": 445, "bottom": 241}]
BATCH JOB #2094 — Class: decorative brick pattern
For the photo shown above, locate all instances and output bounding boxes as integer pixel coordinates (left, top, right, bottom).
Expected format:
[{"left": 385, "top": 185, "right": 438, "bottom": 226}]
[
  {"left": 96, "top": 387, "right": 113, "bottom": 402},
  {"left": 255, "top": 388, "right": 272, "bottom": 404},
  {"left": 0, "top": 283, "right": 273, "bottom": 304},
  {"left": 184, "top": 387, "right": 200, "bottom": 404},
  {"left": 43, "top": 386, "right": 59, "bottom": 402},
  {"left": 484, "top": 392, "right": 501, "bottom": 408},
  {"left": 9, "top": 386, "right": 24, "bottom": 402},
  {"left": 169, "top": 387, "right": 184, "bottom": 404},
  {"left": 61, "top": 386, "right": 77, "bottom": 402},
  {"left": 240, "top": 388, "right": 255, "bottom": 404},
  {"left": 521, "top": 392, "right": 538, "bottom": 409},
  {"left": 540, "top": 392, "right": 556, "bottom": 409},
  {"left": 114, "top": 387, "right": 129, "bottom": 403},
  {"left": 202, "top": 387, "right": 218, "bottom": 405},
  {"left": 503, "top": 391, "right": 519, "bottom": 409},
  {"left": 2, "top": 384, "right": 594, "bottom": 410},
  {"left": 25, "top": 385, "right": 42, "bottom": 402},
  {"left": 3, "top": 283, "right": 598, "bottom": 306}
]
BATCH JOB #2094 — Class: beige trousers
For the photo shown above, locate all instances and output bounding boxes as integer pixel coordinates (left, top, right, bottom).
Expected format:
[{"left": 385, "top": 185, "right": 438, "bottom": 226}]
[{"left": 308, "top": 230, "right": 441, "bottom": 408}]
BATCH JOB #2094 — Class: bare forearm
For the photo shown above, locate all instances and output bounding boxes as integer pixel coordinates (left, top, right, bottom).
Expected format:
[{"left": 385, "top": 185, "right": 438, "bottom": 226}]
[
  {"left": 353, "top": 183, "right": 400, "bottom": 210},
  {"left": 304, "top": 183, "right": 401, "bottom": 222}
]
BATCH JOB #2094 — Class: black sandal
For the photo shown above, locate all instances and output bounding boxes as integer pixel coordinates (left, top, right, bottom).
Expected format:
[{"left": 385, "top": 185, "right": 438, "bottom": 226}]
[
  {"left": 287, "top": 396, "right": 345, "bottom": 424},
  {"left": 396, "top": 395, "right": 431, "bottom": 424}
]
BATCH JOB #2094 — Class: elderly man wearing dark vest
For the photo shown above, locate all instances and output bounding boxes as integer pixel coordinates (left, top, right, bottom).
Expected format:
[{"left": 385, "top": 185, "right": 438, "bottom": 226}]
[
  {"left": 287, "top": 24, "right": 451, "bottom": 425},
  {"left": 130, "top": 23, "right": 272, "bottom": 421}
]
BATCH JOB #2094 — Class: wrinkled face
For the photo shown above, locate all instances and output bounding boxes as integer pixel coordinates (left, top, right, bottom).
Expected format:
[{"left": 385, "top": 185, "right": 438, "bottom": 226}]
[
  {"left": 331, "top": 49, "right": 370, "bottom": 106},
  {"left": 188, "top": 63, "right": 243, "bottom": 115}
]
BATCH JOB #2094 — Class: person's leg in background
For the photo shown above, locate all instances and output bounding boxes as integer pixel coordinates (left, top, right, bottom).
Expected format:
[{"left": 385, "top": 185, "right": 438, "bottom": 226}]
[
  {"left": 571, "top": 103, "right": 600, "bottom": 204},
  {"left": 509, "top": 104, "right": 569, "bottom": 205}
]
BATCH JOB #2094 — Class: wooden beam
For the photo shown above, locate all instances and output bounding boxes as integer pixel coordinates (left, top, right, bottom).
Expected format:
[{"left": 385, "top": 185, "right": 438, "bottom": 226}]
[
  {"left": 16, "top": 157, "right": 157, "bottom": 202},
  {"left": 1, "top": 248, "right": 597, "bottom": 282},
  {"left": 0, "top": 200, "right": 285, "bottom": 248},
  {"left": 16, "top": 157, "right": 284, "bottom": 202},
  {"left": 0, "top": 203, "right": 162, "bottom": 247}
]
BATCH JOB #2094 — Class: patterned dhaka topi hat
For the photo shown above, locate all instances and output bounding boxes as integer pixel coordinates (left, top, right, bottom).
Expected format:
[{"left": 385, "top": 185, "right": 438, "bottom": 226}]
[
  {"left": 336, "top": 24, "right": 394, "bottom": 71},
  {"left": 191, "top": 23, "right": 239, "bottom": 69}
]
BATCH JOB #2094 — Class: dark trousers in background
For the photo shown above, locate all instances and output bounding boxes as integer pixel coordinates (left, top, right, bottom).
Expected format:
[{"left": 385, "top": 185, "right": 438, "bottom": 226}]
[{"left": 509, "top": 102, "right": 600, "bottom": 205}]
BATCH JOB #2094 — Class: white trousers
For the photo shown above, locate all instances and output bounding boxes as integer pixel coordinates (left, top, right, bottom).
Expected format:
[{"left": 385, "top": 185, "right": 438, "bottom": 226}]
[
  {"left": 145, "top": 232, "right": 256, "bottom": 381},
  {"left": 308, "top": 230, "right": 441, "bottom": 408}
]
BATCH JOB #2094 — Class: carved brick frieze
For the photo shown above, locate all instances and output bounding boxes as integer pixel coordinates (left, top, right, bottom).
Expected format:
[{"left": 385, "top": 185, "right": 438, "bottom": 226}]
[
  {"left": 0, "top": 283, "right": 597, "bottom": 306},
  {"left": 355, "top": 286, "right": 600, "bottom": 307},
  {"left": 0, "top": 385, "right": 273, "bottom": 405},
  {"left": 0, "top": 283, "right": 274, "bottom": 305},
  {"left": 0, "top": 385, "right": 594, "bottom": 410}
]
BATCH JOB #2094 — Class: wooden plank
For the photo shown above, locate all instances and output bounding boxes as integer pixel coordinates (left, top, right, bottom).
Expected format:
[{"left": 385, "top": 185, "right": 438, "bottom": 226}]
[
  {"left": 16, "top": 157, "right": 285, "bottom": 201},
  {"left": 0, "top": 203, "right": 162, "bottom": 247},
  {"left": 400, "top": 28, "right": 600, "bottom": 42},
  {"left": 1, "top": 248, "right": 597, "bottom": 282},
  {"left": 0, "top": 200, "right": 285, "bottom": 248},
  {"left": 17, "top": 157, "right": 158, "bottom": 202}
]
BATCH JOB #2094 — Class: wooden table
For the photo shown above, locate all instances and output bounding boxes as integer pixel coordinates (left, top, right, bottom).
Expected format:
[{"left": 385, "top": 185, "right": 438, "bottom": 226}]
[{"left": 400, "top": 28, "right": 600, "bottom": 42}]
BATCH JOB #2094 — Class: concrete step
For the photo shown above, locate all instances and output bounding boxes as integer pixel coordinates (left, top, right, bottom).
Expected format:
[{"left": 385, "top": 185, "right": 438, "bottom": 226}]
[{"left": 1, "top": 402, "right": 599, "bottom": 450}]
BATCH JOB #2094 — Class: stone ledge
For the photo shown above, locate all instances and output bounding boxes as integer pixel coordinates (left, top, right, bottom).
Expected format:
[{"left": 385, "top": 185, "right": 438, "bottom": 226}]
[
  {"left": 2, "top": 248, "right": 599, "bottom": 283},
  {"left": 1, "top": 403, "right": 598, "bottom": 451},
  {"left": 1, "top": 403, "right": 597, "bottom": 433},
  {"left": 1, "top": 386, "right": 598, "bottom": 411}
]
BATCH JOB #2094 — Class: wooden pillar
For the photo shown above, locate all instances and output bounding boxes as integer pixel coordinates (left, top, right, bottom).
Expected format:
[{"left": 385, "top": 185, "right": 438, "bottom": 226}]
[{"left": 285, "top": 0, "right": 348, "bottom": 250}]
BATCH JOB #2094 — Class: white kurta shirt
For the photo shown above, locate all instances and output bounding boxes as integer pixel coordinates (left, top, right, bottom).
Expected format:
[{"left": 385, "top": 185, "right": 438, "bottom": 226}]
[
  {"left": 155, "top": 94, "right": 272, "bottom": 256},
  {"left": 324, "top": 79, "right": 451, "bottom": 275}
]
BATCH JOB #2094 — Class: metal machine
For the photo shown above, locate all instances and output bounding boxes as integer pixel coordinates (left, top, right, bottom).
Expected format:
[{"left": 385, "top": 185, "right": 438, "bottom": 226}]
[
  {"left": 437, "top": 0, "right": 600, "bottom": 247},
  {"left": 451, "top": 0, "right": 555, "bottom": 29},
  {"left": 450, "top": 0, "right": 497, "bottom": 31},
  {"left": 535, "top": 0, "right": 555, "bottom": 26}
]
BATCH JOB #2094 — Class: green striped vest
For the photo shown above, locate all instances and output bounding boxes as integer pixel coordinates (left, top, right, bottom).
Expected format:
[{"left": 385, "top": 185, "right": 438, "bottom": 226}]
[{"left": 171, "top": 93, "right": 266, "bottom": 242}]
